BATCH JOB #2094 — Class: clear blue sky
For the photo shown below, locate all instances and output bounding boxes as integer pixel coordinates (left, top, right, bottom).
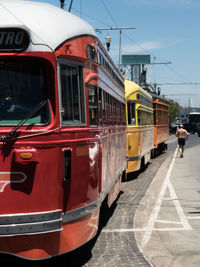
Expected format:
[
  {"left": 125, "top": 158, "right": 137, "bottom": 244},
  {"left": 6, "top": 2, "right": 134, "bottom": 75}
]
[{"left": 34, "top": 0, "right": 200, "bottom": 107}]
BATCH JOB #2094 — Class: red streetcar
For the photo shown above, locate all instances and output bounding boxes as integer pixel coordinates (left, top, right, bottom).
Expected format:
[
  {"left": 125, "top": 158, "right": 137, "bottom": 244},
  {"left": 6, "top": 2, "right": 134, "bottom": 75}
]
[{"left": 0, "top": 0, "right": 126, "bottom": 260}]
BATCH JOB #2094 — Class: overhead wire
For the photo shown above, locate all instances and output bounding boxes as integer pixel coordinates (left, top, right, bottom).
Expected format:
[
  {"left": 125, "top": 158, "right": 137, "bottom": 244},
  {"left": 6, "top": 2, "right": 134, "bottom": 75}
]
[
  {"left": 71, "top": 7, "right": 113, "bottom": 27},
  {"left": 120, "top": 30, "right": 196, "bottom": 85},
  {"left": 122, "top": 32, "right": 196, "bottom": 84},
  {"left": 121, "top": 31, "right": 155, "bottom": 57},
  {"left": 72, "top": 2, "right": 198, "bottom": 89},
  {"left": 164, "top": 64, "right": 192, "bottom": 83},
  {"left": 100, "top": 0, "right": 119, "bottom": 27}
]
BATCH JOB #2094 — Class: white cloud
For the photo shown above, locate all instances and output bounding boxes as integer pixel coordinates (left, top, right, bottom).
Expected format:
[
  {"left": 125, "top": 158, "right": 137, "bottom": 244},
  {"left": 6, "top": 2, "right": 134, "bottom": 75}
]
[{"left": 121, "top": 41, "right": 162, "bottom": 54}]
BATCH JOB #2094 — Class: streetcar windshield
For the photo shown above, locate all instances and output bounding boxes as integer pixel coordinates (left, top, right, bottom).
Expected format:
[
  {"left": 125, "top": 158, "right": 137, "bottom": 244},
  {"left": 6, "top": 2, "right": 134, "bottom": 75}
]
[{"left": 0, "top": 59, "right": 50, "bottom": 125}]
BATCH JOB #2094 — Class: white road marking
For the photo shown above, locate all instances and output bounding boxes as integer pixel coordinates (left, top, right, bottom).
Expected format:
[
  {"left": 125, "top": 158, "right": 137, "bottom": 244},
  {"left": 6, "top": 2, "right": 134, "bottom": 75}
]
[
  {"left": 102, "top": 228, "right": 146, "bottom": 233},
  {"left": 156, "top": 220, "right": 183, "bottom": 224},
  {"left": 102, "top": 227, "right": 186, "bottom": 233},
  {"left": 141, "top": 148, "right": 179, "bottom": 248},
  {"left": 154, "top": 227, "right": 186, "bottom": 231},
  {"left": 102, "top": 147, "right": 200, "bottom": 239},
  {"left": 167, "top": 180, "right": 192, "bottom": 230}
]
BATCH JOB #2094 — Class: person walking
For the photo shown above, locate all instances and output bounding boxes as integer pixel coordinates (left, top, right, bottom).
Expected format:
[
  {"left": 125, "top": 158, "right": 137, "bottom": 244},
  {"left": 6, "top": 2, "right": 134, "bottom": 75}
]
[{"left": 176, "top": 124, "right": 189, "bottom": 158}]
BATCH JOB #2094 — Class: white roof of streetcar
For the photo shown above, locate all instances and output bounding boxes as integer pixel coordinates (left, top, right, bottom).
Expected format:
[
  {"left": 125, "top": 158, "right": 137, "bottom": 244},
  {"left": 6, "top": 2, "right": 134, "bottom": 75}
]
[{"left": 0, "top": 0, "right": 96, "bottom": 52}]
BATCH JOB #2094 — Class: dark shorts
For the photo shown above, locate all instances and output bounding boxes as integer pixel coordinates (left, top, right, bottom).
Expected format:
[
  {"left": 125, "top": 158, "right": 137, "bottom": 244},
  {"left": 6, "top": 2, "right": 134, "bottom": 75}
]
[{"left": 178, "top": 138, "right": 185, "bottom": 146}]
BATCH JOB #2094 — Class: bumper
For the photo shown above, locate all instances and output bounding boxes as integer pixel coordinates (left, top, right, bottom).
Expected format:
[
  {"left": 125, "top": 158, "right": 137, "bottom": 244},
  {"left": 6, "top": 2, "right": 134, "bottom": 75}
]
[{"left": 0, "top": 210, "right": 62, "bottom": 236}]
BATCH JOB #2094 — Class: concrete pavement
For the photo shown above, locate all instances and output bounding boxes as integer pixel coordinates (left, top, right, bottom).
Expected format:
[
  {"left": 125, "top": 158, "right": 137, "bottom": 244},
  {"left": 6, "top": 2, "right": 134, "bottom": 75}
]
[{"left": 135, "top": 134, "right": 200, "bottom": 267}]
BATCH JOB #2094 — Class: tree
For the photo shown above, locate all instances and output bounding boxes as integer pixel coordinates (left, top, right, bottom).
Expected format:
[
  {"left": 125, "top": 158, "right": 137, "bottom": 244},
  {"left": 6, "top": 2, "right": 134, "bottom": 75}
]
[{"left": 169, "top": 99, "right": 179, "bottom": 122}]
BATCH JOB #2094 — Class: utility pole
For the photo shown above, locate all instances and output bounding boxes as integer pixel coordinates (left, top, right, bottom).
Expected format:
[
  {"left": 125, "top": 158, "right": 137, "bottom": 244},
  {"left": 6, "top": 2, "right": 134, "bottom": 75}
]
[
  {"left": 95, "top": 27, "right": 136, "bottom": 67},
  {"left": 68, "top": 0, "right": 73, "bottom": 12}
]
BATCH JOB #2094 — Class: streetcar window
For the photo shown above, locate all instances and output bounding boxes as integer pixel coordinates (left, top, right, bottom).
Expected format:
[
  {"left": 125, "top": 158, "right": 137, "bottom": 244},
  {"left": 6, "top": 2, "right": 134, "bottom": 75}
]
[
  {"left": 60, "top": 63, "right": 85, "bottom": 125},
  {"left": 122, "top": 103, "right": 126, "bottom": 125},
  {"left": 106, "top": 93, "right": 110, "bottom": 125},
  {"left": 116, "top": 101, "right": 120, "bottom": 125},
  {"left": 127, "top": 101, "right": 136, "bottom": 125},
  {"left": 88, "top": 85, "right": 98, "bottom": 127},
  {"left": 102, "top": 91, "right": 106, "bottom": 126},
  {"left": 153, "top": 103, "right": 156, "bottom": 124},
  {"left": 0, "top": 59, "right": 50, "bottom": 125},
  {"left": 87, "top": 44, "right": 96, "bottom": 61},
  {"left": 98, "top": 88, "right": 102, "bottom": 126},
  {"left": 97, "top": 52, "right": 102, "bottom": 65},
  {"left": 110, "top": 95, "right": 112, "bottom": 125},
  {"left": 137, "top": 110, "right": 141, "bottom": 125}
]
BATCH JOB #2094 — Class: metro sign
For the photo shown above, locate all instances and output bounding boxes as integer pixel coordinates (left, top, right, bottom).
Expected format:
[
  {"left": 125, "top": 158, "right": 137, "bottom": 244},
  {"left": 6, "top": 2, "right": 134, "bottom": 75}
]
[
  {"left": 0, "top": 28, "right": 30, "bottom": 52},
  {"left": 0, "top": 172, "right": 27, "bottom": 192}
]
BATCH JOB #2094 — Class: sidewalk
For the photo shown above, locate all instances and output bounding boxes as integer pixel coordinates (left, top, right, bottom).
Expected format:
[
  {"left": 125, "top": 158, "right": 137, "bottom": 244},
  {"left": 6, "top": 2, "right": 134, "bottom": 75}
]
[{"left": 134, "top": 134, "right": 200, "bottom": 267}]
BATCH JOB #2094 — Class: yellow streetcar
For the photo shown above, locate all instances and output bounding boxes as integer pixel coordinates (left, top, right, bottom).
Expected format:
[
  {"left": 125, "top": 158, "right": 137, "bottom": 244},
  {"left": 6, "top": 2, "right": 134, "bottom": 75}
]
[{"left": 125, "top": 79, "right": 154, "bottom": 173}]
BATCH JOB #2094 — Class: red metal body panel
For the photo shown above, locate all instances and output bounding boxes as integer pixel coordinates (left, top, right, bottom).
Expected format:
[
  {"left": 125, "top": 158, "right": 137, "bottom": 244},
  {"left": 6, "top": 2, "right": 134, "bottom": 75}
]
[
  {"left": 154, "top": 125, "right": 169, "bottom": 148},
  {"left": 62, "top": 140, "right": 101, "bottom": 211}
]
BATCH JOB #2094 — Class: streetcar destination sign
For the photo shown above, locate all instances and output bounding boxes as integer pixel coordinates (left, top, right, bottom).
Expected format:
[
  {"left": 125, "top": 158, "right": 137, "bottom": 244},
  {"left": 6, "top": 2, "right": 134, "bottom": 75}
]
[{"left": 0, "top": 28, "right": 30, "bottom": 52}]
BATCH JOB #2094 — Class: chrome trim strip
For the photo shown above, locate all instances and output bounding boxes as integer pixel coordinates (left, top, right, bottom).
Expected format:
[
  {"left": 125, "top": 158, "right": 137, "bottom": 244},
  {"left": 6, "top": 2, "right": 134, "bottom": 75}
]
[
  {"left": 0, "top": 210, "right": 62, "bottom": 236},
  {"left": 0, "top": 209, "right": 61, "bottom": 225},
  {"left": 63, "top": 167, "right": 124, "bottom": 223},
  {"left": 62, "top": 201, "right": 99, "bottom": 223},
  {"left": 127, "top": 147, "right": 153, "bottom": 162},
  {"left": 0, "top": 219, "right": 62, "bottom": 237},
  {"left": 128, "top": 155, "right": 141, "bottom": 161}
]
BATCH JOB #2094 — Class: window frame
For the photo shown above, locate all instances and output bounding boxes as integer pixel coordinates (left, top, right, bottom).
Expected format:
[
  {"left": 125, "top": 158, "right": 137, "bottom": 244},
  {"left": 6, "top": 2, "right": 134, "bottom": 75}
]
[
  {"left": 58, "top": 59, "right": 86, "bottom": 126},
  {"left": 127, "top": 100, "right": 136, "bottom": 125},
  {"left": 88, "top": 85, "right": 98, "bottom": 127}
]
